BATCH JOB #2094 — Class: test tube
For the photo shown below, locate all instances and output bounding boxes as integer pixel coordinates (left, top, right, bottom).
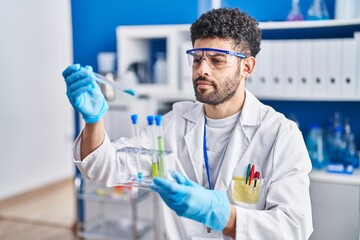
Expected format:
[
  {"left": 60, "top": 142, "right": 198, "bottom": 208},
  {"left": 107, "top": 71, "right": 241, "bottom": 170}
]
[
  {"left": 131, "top": 114, "right": 143, "bottom": 181},
  {"left": 155, "top": 115, "right": 166, "bottom": 178},
  {"left": 147, "top": 115, "right": 159, "bottom": 178}
]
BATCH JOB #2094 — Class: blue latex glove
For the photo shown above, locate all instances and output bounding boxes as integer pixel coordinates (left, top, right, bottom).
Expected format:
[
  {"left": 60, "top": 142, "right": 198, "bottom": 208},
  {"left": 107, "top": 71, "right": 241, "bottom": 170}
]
[
  {"left": 150, "top": 170, "right": 231, "bottom": 232},
  {"left": 63, "top": 64, "right": 108, "bottom": 124}
]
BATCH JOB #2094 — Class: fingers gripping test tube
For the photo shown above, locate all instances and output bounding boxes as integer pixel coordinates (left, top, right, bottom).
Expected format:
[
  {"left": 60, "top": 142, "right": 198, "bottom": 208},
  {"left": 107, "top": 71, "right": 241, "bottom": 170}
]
[
  {"left": 147, "top": 115, "right": 159, "bottom": 178},
  {"left": 131, "top": 114, "right": 143, "bottom": 181},
  {"left": 155, "top": 115, "right": 166, "bottom": 178}
]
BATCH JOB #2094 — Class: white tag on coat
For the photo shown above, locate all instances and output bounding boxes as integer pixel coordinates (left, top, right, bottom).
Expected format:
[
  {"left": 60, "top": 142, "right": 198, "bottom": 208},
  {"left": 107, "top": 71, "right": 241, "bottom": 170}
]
[{"left": 192, "top": 231, "right": 223, "bottom": 240}]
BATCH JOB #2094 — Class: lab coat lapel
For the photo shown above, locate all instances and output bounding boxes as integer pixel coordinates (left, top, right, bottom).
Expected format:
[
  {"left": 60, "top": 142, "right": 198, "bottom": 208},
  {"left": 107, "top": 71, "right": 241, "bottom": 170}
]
[
  {"left": 214, "top": 123, "right": 249, "bottom": 190},
  {"left": 183, "top": 104, "right": 205, "bottom": 185},
  {"left": 214, "top": 90, "right": 263, "bottom": 190}
]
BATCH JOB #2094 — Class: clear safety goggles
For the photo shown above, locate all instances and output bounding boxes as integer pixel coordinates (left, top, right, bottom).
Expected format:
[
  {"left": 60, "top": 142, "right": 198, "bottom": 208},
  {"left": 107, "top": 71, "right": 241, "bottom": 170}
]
[{"left": 186, "top": 48, "right": 246, "bottom": 69}]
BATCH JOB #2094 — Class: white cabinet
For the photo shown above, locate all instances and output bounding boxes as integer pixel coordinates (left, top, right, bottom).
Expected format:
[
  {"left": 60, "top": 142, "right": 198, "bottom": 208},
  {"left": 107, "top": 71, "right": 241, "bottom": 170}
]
[
  {"left": 116, "top": 19, "right": 360, "bottom": 102},
  {"left": 310, "top": 171, "right": 360, "bottom": 240},
  {"left": 116, "top": 25, "right": 192, "bottom": 98}
]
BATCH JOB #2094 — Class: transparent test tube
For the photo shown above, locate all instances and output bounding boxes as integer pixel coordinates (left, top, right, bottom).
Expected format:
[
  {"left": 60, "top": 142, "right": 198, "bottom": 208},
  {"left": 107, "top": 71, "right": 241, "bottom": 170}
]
[
  {"left": 155, "top": 115, "right": 166, "bottom": 178},
  {"left": 131, "top": 114, "right": 143, "bottom": 181},
  {"left": 147, "top": 115, "right": 159, "bottom": 178}
]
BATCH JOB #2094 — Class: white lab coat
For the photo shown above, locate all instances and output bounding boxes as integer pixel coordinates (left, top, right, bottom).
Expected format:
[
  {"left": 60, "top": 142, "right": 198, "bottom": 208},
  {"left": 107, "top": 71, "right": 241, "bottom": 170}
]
[{"left": 74, "top": 90, "right": 313, "bottom": 240}]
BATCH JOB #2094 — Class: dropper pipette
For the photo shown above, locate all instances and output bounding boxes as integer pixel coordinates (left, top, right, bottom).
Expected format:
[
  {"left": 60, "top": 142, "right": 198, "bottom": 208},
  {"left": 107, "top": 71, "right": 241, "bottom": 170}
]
[{"left": 93, "top": 72, "right": 136, "bottom": 96}]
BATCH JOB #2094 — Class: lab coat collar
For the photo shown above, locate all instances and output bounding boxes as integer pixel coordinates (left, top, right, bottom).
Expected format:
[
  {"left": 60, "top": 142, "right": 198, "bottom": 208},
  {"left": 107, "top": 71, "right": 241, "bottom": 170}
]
[
  {"left": 215, "top": 90, "right": 263, "bottom": 190},
  {"left": 182, "top": 90, "right": 263, "bottom": 186},
  {"left": 183, "top": 103, "right": 205, "bottom": 184},
  {"left": 240, "top": 89, "right": 263, "bottom": 126},
  {"left": 182, "top": 102, "right": 204, "bottom": 124}
]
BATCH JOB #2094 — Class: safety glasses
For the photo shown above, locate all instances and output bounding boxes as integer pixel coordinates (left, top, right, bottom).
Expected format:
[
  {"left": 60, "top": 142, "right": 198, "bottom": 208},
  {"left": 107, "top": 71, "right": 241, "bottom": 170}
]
[{"left": 186, "top": 48, "right": 246, "bottom": 69}]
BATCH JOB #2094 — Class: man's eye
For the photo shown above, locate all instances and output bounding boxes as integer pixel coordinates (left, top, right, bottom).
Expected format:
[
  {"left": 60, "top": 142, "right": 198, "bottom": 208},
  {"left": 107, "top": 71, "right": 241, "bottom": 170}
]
[
  {"left": 193, "top": 57, "right": 202, "bottom": 63},
  {"left": 210, "top": 57, "right": 226, "bottom": 65}
]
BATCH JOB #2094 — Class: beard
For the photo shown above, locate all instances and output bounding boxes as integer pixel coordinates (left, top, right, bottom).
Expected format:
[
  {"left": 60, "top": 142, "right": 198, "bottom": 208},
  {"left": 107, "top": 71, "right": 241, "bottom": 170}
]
[{"left": 193, "top": 68, "right": 241, "bottom": 105}]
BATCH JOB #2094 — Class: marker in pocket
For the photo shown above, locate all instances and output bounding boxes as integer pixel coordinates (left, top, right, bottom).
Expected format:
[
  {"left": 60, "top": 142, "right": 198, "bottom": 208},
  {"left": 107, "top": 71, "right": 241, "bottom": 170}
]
[
  {"left": 252, "top": 171, "right": 260, "bottom": 193},
  {"left": 245, "top": 163, "right": 251, "bottom": 184},
  {"left": 248, "top": 165, "right": 255, "bottom": 186}
]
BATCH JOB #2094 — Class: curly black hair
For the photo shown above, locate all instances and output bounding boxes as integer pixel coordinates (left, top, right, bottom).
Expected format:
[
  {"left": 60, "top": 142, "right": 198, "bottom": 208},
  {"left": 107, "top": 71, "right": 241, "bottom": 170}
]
[{"left": 190, "top": 8, "right": 262, "bottom": 57}]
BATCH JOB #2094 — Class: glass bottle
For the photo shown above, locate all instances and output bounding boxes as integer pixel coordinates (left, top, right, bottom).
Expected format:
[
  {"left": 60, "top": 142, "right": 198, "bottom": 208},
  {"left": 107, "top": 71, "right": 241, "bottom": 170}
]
[
  {"left": 287, "top": 0, "right": 304, "bottom": 21},
  {"left": 97, "top": 52, "right": 116, "bottom": 101},
  {"left": 153, "top": 52, "right": 167, "bottom": 85},
  {"left": 306, "top": 0, "right": 329, "bottom": 20},
  {"left": 306, "top": 125, "right": 326, "bottom": 169}
]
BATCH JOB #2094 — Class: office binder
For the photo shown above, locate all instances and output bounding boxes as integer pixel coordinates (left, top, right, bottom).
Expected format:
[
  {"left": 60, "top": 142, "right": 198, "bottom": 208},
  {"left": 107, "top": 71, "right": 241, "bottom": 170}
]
[
  {"left": 341, "top": 38, "right": 357, "bottom": 97},
  {"left": 311, "top": 39, "right": 328, "bottom": 97},
  {"left": 256, "top": 40, "right": 272, "bottom": 97},
  {"left": 325, "top": 39, "right": 341, "bottom": 97},
  {"left": 283, "top": 40, "right": 300, "bottom": 97},
  {"left": 269, "top": 40, "right": 285, "bottom": 97},
  {"left": 354, "top": 32, "right": 360, "bottom": 97},
  {"left": 297, "top": 40, "right": 313, "bottom": 97}
]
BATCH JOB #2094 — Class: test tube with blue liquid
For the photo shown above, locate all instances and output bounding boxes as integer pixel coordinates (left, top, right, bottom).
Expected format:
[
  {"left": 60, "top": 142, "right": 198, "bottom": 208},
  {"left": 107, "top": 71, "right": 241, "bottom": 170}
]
[
  {"left": 131, "top": 114, "right": 143, "bottom": 181},
  {"left": 155, "top": 115, "right": 166, "bottom": 178},
  {"left": 147, "top": 115, "right": 159, "bottom": 178}
]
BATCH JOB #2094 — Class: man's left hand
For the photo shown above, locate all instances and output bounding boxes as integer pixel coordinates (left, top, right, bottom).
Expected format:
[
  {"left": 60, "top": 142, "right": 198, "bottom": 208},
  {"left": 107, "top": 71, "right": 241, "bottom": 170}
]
[{"left": 150, "top": 170, "right": 231, "bottom": 232}]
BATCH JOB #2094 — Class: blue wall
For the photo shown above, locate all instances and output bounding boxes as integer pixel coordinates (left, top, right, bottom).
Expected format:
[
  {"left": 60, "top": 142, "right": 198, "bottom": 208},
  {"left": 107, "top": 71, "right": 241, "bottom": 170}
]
[
  {"left": 70, "top": 0, "right": 359, "bottom": 146},
  {"left": 71, "top": 0, "right": 198, "bottom": 70},
  {"left": 71, "top": 0, "right": 335, "bottom": 70}
]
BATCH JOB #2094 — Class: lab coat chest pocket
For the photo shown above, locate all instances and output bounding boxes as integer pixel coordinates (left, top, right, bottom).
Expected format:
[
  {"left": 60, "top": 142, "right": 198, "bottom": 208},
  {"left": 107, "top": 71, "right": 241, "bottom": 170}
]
[{"left": 229, "top": 164, "right": 267, "bottom": 210}]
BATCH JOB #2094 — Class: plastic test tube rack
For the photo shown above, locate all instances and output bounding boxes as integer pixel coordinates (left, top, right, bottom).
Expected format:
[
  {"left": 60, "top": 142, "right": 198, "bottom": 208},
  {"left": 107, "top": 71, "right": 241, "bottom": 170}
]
[{"left": 115, "top": 146, "right": 172, "bottom": 188}]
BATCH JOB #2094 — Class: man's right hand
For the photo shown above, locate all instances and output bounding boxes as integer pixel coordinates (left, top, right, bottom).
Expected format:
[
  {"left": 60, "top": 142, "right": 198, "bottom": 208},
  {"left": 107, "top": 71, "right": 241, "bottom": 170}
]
[{"left": 63, "top": 64, "right": 108, "bottom": 124}]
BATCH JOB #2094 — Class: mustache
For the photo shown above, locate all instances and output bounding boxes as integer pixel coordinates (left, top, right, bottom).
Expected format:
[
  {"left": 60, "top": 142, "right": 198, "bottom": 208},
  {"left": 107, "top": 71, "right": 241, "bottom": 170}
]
[{"left": 194, "top": 76, "right": 215, "bottom": 85}]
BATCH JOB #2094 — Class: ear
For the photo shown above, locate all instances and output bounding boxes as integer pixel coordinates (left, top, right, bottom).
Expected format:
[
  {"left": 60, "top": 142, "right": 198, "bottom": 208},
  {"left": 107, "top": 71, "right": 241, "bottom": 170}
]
[{"left": 242, "top": 56, "right": 256, "bottom": 78}]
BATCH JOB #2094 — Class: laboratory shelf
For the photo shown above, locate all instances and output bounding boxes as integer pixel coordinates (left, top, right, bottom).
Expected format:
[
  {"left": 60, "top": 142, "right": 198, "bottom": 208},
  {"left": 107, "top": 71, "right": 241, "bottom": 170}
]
[
  {"left": 259, "top": 18, "right": 360, "bottom": 29},
  {"left": 77, "top": 217, "right": 154, "bottom": 240},
  {"left": 253, "top": 94, "right": 360, "bottom": 102}
]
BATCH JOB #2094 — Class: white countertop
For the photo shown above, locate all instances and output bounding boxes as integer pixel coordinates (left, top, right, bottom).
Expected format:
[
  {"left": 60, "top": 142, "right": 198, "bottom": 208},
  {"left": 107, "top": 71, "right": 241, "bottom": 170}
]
[{"left": 310, "top": 169, "right": 360, "bottom": 186}]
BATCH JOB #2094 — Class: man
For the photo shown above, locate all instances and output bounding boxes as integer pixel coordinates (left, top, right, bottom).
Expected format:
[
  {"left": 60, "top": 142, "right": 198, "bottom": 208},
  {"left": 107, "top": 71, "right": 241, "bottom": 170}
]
[{"left": 63, "top": 8, "right": 313, "bottom": 240}]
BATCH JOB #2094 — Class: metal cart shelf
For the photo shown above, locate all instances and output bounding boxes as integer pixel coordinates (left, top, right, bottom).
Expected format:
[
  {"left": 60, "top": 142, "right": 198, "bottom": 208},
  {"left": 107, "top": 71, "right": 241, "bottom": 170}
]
[
  {"left": 77, "top": 217, "right": 154, "bottom": 240},
  {"left": 75, "top": 176, "right": 157, "bottom": 240}
]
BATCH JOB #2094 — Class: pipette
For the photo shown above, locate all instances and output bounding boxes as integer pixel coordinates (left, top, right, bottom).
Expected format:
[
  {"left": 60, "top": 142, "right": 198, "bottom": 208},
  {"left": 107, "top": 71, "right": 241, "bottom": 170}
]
[
  {"left": 147, "top": 115, "right": 159, "bottom": 178},
  {"left": 155, "top": 115, "right": 166, "bottom": 178},
  {"left": 131, "top": 114, "right": 143, "bottom": 181},
  {"left": 93, "top": 72, "right": 136, "bottom": 96}
]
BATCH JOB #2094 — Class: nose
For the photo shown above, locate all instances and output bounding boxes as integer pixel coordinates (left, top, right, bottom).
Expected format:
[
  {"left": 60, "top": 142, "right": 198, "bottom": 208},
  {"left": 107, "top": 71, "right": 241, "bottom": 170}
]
[{"left": 197, "top": 56, "right": 212, "bottom": 75}]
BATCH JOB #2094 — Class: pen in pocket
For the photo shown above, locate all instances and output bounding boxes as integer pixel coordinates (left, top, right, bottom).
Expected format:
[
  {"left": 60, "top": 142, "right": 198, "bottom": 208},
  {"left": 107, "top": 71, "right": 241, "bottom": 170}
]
[
  {"left": 248, "top": 165, "right": 255, "bottom": 186},
  {"left": 245, "top": 163, "right": 251, "bottom": 184},
  {"left": 252, "top": 171, "right": 260, "bottom": 192}
]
